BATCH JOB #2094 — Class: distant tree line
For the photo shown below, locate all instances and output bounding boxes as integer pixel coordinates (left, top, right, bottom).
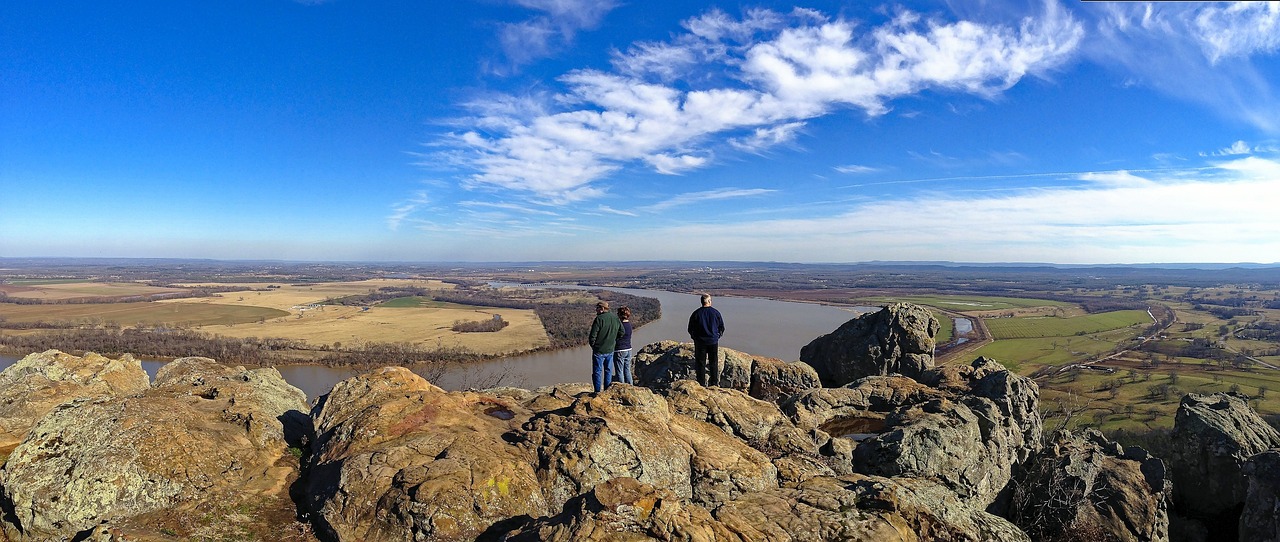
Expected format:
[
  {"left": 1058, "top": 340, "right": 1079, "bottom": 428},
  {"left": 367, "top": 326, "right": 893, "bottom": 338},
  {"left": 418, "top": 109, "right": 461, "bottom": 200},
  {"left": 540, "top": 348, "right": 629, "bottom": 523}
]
[
  {"left": 452, "top": 315, "right": 509, "bottom": 333},
  {"left": 324, "top": 286, "right": 434, "bottom": 306},
  {"left": 532, "top": 290, "right": 661, "bottom": 349}
]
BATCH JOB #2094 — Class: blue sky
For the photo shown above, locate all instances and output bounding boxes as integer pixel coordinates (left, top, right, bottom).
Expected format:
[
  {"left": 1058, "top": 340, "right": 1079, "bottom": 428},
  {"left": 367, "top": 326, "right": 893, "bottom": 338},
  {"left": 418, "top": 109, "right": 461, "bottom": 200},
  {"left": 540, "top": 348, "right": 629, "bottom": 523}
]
[{"left": 3, "top": 1, "right": 1279, "bottom": 264}]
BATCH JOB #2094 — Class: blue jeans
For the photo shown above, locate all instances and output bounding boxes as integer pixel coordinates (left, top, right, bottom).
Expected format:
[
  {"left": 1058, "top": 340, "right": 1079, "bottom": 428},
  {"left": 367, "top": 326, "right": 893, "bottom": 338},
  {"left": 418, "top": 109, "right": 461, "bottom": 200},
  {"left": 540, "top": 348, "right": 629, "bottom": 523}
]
[
  {"left": 613, "top": 349, "right": 633, "bottom": 385},
  {"left": 592, "top": 352, "right": 614, "bottom": 393}
]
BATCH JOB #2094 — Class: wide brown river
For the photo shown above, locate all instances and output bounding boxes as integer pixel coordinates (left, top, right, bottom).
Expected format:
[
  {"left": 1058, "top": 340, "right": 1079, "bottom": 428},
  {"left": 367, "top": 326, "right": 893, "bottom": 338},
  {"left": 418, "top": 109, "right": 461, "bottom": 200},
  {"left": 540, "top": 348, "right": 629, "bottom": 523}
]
[{"left": 0, "top": 286, "right": 875, "bottom": 400}]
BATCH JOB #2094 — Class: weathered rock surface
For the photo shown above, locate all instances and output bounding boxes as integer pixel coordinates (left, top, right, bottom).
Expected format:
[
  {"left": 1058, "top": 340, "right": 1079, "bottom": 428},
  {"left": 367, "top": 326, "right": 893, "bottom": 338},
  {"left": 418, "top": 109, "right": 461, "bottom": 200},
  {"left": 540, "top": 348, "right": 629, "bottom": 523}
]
[
  {"left": 1241, "top": 450, "right": 1280, "bottom": 542},
  {"left": 782, "top": 358, "right": 1041, "bottom": 507},
  {"left": 494, "top": 474, "right": 1030, "bottom": 542},
  {"left": 307, "top": 366, "right": 547, "bottom": 542},
  {"left": 800, "top": 303, "right": 940, "bottom": 387},
  {"left": 634, "top": 340, "right": 821, "bottom": 402},
  {"left": 1009, "top": 429, "right": 1170, "bottom": 542},
  {"left": 0, "top": 350, "right": 150, "bottom": 454},
  {"left": 513, "top": 383, "right": 779, "bottom": 511},
  {"left": 0, "top": 356, "right": 308, "bottom": 541},
  {"left": 1170, "top": 393, "right": 1280, "bottom": 523}
]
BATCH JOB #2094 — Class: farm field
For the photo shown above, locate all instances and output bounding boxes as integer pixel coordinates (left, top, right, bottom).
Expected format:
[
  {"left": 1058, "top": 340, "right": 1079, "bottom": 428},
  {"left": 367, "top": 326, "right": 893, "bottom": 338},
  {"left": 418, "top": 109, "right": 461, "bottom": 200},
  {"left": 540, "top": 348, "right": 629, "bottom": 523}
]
[
  {"left": 860, "top": 294, "right": 1072, "bottom": 312},
  {"left": 0, "top": 302, "right": 287, "bottom": 327},
  {"left": 0, "top": 281, "right": 185, "bottom": 300},
  {"left": 984, "top": 309, "right": 1152, "bottom": 339},
  {"left": 169, "top": 279, "right": 545, "bottom": 355}
]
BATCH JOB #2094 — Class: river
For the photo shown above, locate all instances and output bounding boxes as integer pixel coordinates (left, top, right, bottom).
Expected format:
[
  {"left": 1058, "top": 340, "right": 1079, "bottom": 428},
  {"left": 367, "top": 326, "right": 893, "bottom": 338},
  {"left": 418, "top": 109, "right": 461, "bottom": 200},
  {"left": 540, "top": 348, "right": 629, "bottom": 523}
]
[{"left": 0, "top": 287, "right": 876, "bottom": 399}]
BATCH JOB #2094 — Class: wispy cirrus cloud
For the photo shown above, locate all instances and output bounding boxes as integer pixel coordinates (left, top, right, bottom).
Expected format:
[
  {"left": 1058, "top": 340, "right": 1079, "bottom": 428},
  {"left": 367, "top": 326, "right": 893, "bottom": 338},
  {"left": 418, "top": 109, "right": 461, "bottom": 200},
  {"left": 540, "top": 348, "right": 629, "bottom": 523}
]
[
  {"left": 387, "top": 190, "right": 430, "bottom": 231},
  {"left": 834, "top": 164, "right": 881, "bottom": 174},
  {"left": 448, "top": 3, "right": 1082, "bottom": 204},
  {"left": 641, "top": 188, "right": 776, "bottom": 212},
  {"left": 498, "top": 0, "right": 620, "bottom": 69},
  {"left": 1200, "top": 139, "right": 1280, "bottom": 157},
  {"left": 1085, "top": 2, "right": 1280, "bottom": 132}
]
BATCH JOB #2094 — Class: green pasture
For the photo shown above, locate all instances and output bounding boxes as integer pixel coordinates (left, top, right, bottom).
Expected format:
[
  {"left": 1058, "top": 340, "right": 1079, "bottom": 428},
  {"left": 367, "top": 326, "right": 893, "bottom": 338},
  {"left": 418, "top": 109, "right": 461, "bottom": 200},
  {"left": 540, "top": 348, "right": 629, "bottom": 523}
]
[
  {"left": 380, "top": 296, "right": 496, "bottom": 309},
  {"left": 862, "top": 294, "right": 1071, "bottom": 311},
  {"left": 984, "top": 310, "right": 1150, "bottom": 340},
  {"left": 1039, "top": 364, "right": 1280, "bottom": 434},
  {"left": 0, "top": 302, "right": 287, "bottom": 327},
  {"left": 934, "top": 310, "right": 954, "bottom": 343},
  {"left": 973, "top": 331, "right": 1128, "bottom": 373}
]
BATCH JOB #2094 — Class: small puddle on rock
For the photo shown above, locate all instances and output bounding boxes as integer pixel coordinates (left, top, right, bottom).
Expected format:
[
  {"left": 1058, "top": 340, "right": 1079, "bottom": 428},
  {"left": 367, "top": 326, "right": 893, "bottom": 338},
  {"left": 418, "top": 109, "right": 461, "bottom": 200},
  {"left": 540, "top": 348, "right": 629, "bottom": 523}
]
[{"left": 484, "top": 406, "right": 515, "bottom": 420}]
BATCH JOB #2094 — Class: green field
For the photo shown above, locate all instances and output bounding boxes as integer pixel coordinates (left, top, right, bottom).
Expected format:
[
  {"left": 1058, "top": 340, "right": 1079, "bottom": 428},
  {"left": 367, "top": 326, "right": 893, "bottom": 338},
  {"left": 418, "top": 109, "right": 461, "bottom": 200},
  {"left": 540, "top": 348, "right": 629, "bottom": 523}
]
[
  {"left": 863, "top": 294, "right": 1072, "bottom": 311},
  {"left": 0, "top": 302, "right": 288, "bottom": 327},
  {"left": 985, "top": 310, "right": 1151, "bottom": 340},
  {"left": 380, "top": 296, "right": 488, "bottom": 309},
  {"left": 933, "top": 310, "right": 954, "bottom": 343},
  {"left": 973, "top": 328, "right": 1136, "bottom": 372}
]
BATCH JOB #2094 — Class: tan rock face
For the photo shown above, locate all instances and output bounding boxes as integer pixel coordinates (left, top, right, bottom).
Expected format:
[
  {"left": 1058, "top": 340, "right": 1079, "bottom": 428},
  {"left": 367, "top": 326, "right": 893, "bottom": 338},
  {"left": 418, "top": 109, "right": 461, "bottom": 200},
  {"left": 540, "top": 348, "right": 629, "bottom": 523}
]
[
  {"left": 633, "top": 341, "right": 821, "bottom": 404},
  {"left": 308, "top": 366, "right": 549, "bottom": 542},
  {"left": 799, "top": 303, "right": 940, "bottom": 387},
  {"left": 0, "top": 356, "right": 308, "bottom": 541},
  {"left": 1008, "top": 429, "right": 1171, "bottom": 542},
  {"left": 0, "top": 350, "right": 151, "bottom": 454}
]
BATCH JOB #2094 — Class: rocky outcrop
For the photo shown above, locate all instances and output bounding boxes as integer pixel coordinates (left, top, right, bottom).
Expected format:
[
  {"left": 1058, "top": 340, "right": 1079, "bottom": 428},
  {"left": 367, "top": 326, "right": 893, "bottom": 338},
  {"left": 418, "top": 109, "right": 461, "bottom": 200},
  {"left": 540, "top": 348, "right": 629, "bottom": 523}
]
[
  {"left": 0, "top": 356, "right": 308, "bottom": 541},
  {"left": 1008, "top": 429, "right": 1170, "bottom": 542},
  {"left": 307, "top": 366, "right": 547, "bottom": 542},
  {"left": 513, "top": 383, "right": 779, "bottom": 511},
  {"left": 1241, "top": 450, "right": 1280, "bottom": 542},
  {"left": 494, "top": 474, "right": 1030, "bottom": 542},
  {"left": 782, "top": 357, "right": 1041, "bottom": 507},
  {"left": 634, "top": 341, "right": 821, "bottom": 402},
  {"left": 1170, "top": 392, "right": 1280, "bottom": 527},
  {"left": 800, "top": 303, "right": 940, "bottom": 387},
  {"left": 0, "top": 350, "right": 150, "bottom": 454}
]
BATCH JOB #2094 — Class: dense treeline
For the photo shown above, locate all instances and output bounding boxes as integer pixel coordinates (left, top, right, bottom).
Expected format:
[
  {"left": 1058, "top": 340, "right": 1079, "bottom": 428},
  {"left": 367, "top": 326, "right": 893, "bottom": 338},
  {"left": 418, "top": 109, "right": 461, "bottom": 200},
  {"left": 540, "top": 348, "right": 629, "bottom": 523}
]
[
  {"left": 533, "top": 290, "right": 661, "bottom": 348},
  {"left": 452, "top": 316, "right": 509, "bottom": 333},
  {"left": 432, "top": 291, "right": 536, "bottom": 310}
]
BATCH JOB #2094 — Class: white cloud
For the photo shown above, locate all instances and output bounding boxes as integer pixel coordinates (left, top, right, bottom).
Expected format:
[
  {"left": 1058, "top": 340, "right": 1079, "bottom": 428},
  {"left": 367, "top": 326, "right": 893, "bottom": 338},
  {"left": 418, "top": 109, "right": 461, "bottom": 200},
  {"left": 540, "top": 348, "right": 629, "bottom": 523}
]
[
  {"left": 450, "top": 3, "right": 1082, "bottom": 204},
  {"left": 642, "top": 188, "right": 776, "bottom": 212},
  {"left": 729, "top": 122, "right": 805, "bottom": 153},
  {"left": 596, "top": 205, "right": 638, "bottom": 217},
  {"left": 625, "top": 157, "right": 1280, "bottom": 263},
  {"left": 387, "top": 190, "right": 430, "bottom": 231},
  {"left": 1087, "top": 3, "right": 1280, "bottom": 132},
  {"left": 834, "top": 164, "right": 880, "bottom": 174},
  {"left": 498, "top": 0, "right": 621, "bottom": 68}
]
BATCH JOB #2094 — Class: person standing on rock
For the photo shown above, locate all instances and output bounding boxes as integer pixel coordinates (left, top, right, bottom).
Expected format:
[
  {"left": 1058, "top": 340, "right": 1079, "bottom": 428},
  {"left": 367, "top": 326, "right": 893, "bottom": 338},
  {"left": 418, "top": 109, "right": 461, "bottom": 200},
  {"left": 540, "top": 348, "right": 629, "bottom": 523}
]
[
  {"left": 613, "top": 306, "right": 634, "bottom": 385},
  {"left": 687, "top": 293, "right": 725, "bottom": 387},
  {"left": 588, "top": 300, "right": 622, "bottom": 393}
]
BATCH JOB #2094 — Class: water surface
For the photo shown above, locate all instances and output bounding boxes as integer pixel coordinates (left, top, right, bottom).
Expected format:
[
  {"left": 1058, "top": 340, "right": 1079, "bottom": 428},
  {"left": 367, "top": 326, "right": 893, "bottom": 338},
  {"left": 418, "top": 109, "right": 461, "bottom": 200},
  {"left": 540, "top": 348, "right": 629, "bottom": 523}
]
[{"left": 0, "top": 287, "right": 877, "bottom": 399}]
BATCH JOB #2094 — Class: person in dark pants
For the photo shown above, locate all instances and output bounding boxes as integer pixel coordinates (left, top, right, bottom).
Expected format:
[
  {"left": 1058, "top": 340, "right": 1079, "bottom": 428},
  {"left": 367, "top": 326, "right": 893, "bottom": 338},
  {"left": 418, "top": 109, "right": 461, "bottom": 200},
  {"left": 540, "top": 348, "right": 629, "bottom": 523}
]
[
  {"left": 687, "top": 293, "right": 725, "bottom": 387},
  {"left": 588, "top": 300, "right": 622, "bottom": 393},
  {"left": 613, "top": 306, "right": 634, "bottom": 385}
]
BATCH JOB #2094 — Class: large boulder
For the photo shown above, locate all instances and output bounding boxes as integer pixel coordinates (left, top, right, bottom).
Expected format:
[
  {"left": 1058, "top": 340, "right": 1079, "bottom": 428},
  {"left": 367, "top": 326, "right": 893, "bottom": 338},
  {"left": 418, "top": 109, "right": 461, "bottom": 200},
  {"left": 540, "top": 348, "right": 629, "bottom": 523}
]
[
  {"left": 1169, "top": 393, "right": 1280, "bottom": 527},
  {"left": 0, "top": 356, "right": 308, "bottom": 541},
  {"left": 307, "top": 366, "right": 548, "bottom": 542},
  {"left": 782, "top": 358, "right": 1041, "bottom": 507},
  {"left": 512, "top": 383, "right": 779, "bottom": 510},
  {"left": 634, "top": 341, "right": 820, "bottom": 403},
  {"left": 800, "top": 303, "right": 939, "bottom": 387},
  {"left": 1008, "top": 429, "right": 1170, "bottom": 542},
  {"left": 1241, "top": 450, "right": 1280, "bottom": 542},
  {"left": 0, "top": 350, "right": 151, "bottom": 454}
]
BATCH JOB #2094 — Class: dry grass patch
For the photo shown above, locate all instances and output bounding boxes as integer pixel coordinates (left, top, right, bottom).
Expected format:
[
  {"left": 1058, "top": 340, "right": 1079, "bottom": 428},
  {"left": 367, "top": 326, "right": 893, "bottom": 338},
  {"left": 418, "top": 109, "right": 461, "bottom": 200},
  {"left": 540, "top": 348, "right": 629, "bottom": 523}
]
[
  {"left": 203, "top": 305, "right": 549, "bottom": 355},
  {"left": 0, "top": 281, "right": 185, "bottom": 300},
  {"left": 161, "top": 279, "right": 455, "bottom": 311}
]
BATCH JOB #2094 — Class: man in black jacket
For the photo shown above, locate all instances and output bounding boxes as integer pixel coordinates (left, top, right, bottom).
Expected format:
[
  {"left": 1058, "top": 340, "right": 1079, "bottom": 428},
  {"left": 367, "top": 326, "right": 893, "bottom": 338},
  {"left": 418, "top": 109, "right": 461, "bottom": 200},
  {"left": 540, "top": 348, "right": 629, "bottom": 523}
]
[{"left": 687, "top": 293, "right": 725, "bottom": 387}]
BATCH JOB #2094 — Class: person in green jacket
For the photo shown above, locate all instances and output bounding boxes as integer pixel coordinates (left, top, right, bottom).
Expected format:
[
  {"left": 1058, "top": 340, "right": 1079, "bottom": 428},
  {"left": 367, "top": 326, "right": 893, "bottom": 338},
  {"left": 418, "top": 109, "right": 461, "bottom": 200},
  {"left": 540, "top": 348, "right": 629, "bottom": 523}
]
[{"left": 588, "top": 301, "right": 622, "bottom": 393}]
